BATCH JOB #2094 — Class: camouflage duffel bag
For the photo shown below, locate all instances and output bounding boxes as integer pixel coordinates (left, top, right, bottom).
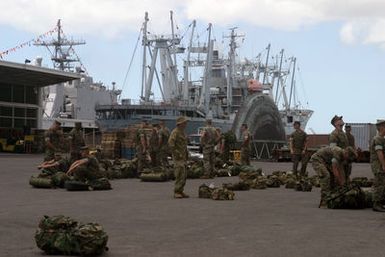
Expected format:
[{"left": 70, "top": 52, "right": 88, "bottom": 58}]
[
  {"left": 326, "top": 185, "right": 367, "bottom": 209},
  {"left": 351, "top": 177, "right": 373, "bottom": 187},
  {"left": 51, "top": 172, "right": 70, "bottom": 188},
  {"left": 65, "top": 180, "right": 90, "bottom": 191},
  {"left": 29, "top": 176, "right": 54, "bottom": 188},
  {"left": 198, "top": 184, "right": 214, "bottom": 198},
  {"left": 89, "top": 178, "right": 112, "bottom": 190},
  {"left": 211, "top": 187, "right": 235, "bottom": 200},
  {"left": 140, "top": 172, "right": 168, "bottom": 182},
  {"left": 35, "top": 215, "right": 78, "bottom": 255},
  {"left": 73, "top": 223, "right": 109, "bottom": 256},
  {"left": 35, "top": 215, "right": 108, "bottom": 256},
  {"left": 266, "top": 175, "right": 281, "bottom": 188}
]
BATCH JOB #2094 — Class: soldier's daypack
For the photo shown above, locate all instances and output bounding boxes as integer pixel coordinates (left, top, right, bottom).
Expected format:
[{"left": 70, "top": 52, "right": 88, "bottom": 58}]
[
  {"left": 65, "top": 180, "right": 90, "bottom": 191},
  {"left": 294, "top": 180, "right": 312, "bottom": 192},
  {"left": 35, "top": 215, "right": 108, "bottom": 256},
  {"left": 199, "top": 184, "right": 213, "bottom": 198},
  {"left": 89, "top": 178, "right": 112, "bottom": 190}
]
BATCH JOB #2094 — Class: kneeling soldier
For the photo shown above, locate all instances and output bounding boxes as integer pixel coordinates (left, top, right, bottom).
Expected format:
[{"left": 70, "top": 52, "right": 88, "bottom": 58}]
[{"left": 66, "top": 146, "right": 101, "bottom": 182}]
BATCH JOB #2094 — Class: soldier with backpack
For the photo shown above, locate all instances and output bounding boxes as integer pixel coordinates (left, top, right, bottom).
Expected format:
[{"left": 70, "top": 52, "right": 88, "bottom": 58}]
[{"left": 200, "top": 119, "right": 220, "bottom": 178}]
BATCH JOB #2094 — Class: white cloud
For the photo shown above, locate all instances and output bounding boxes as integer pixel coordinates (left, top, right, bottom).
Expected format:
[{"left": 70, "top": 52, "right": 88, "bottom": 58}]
[{"left": 1, "top": 0, "right": 385, "bottom": 47}]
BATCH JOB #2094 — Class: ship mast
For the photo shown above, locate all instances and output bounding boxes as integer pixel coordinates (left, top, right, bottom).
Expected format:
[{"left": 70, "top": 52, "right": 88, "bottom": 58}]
[
  {"left": 183, "top": 20, "right": 196, "bottom": 102},
  {"left": 141, "top": 12, "right": 149, "bottom": 99},
  {"left": 34, "top": 19, "right": 86, "bottom": 71},
  {"left": 198, "top": 23, "right": 213, "bottom": 115},
  {"left": 288, "top": 57, "right": 296, "bottom": 108}
]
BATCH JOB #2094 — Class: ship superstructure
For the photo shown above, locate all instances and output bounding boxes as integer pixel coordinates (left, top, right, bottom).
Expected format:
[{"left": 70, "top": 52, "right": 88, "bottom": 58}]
[{"left": 34, "top": 20, "right": 121, "bottom": 129}]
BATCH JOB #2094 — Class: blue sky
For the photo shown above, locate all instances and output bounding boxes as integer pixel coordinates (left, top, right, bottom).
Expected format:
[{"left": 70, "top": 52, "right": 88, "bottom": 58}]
[{"left": 1, "top": 0, "right": 384, "bottom": 133}]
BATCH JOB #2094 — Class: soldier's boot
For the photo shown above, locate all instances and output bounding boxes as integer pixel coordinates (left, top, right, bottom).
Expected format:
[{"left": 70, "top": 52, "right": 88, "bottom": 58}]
[
  {"left": 318, "top": 197, "right": 327, "bottom": 209},
  {"left": 181, "top": 192, "right": 190, "bottom": 198},
  {"left": 372, "top": 203, "right": 385, "bottom": 212},
  {"left": 174, "top": 193, "right": 184, "bottom": 199}
]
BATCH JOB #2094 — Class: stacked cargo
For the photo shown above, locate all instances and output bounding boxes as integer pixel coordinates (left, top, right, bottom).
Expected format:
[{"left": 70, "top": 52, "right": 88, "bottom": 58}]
[
  {"left": 101, "top": 132, "right": 123, "bottom": 159},
  {"left": 120, "top": 126, "right": 139, "bottom": 160}
]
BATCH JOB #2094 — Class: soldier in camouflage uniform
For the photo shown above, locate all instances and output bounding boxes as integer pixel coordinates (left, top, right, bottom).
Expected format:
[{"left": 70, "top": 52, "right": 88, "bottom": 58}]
[
  {"left": 44, "top": 120, "right": 63, "bottom": 161},
  {"left": 329, "top": 115, "right": 351, "bottom": 181},
  {"left": 38, "top": 152, "right": 70, "bottom": 175},
  {"left": 68, "top": 122, "right": 85, "bottom": 163},
  {"left": 222, "top": 129, "right": 236, "bottom": 163},
  {"left": 136, "top": 121, "right": 149, "bottom": 174},
  {"left": 289, "top": 121, "right": 309, "bottom": 177},
  {"left": 149, "top": 124, "right": 160, "bottom": 167},
  {"left": 168, "top": 116, "right": 189, "bottom": 199},
  {"left": 158, "top": 120, "right": 170, "bottom": 167},
  {"left": 66, "top": 146, "right": 102, "bottom": 182},
  {"left": 200, "top": 119, "right": 219, "bottom": 178},
  {"left": 310, "top": 146, "right": 357, "bottom": 208},
  {"left": 240, "top": 124, "right": 251, "bottom": 165},
  {"left": 370, "top": 120, "right": 385, "bottom": 212},
  {"left": 345, "top": 124, "right": 355, "bottom": 148}
]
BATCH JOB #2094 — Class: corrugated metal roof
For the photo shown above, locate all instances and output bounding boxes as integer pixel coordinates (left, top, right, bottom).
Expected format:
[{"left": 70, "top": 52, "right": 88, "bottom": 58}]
[{"left": 0, "top": 60, "right": 81, "bottom": 87}]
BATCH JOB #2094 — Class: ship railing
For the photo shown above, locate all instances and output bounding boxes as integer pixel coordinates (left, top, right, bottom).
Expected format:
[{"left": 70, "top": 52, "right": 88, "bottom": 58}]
[{"left": 251, "top": 139, "right": 287, "bottom": 160}]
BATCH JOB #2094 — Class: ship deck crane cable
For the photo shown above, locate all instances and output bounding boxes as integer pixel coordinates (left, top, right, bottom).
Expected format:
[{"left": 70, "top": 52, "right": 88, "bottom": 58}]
[{"left": 121, "top": 27, "right": 143, "bottom": 99}]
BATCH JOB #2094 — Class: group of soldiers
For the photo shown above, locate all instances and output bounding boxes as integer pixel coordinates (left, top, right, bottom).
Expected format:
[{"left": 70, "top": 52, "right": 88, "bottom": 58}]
[
  {"left": 39, "top": 120, "right": 101, "bottom": 182},
  {"left": 289, "top": 115, "right": 385, "bottom": 211},
  {"left": 135, "top": 120, "right": 171, "bottom": 174}
]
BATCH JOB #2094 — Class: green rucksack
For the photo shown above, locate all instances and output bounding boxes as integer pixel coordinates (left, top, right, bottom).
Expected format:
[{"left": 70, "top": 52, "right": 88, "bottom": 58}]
[
  {"left": 35, "top": 215, "right": 108, "bottom": 256},
  {"left": 35, "top": 215, "right": 78, "bottom": 255},
  {"left": 199, "top": 184, "right": 214, "bottom": 199}
]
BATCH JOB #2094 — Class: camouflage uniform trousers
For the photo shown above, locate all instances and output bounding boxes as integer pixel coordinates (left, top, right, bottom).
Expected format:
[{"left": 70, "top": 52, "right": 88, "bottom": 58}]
[
  {"left": 240, "top": 147, "right": 250, "bottom": 165},
  {"left": 73, "top": 166, "right": 100, "bottom": 182},
  {"left": 371, "top": 164, "right": 385, "bottom": 205},
  {"left": 203, "top": 146, "right": 216, "bottom": 177},
  {"left": 311, "top": 159, "right": 337, "bottom": 202},
  {"left": 44, "top": 150, "right": 55, "bottom": 162},
  {"left": 174, "top": 160, "right": 187, "bottom": 194},
  {"left": 149, "top": 150, "right": 159, "bottom": 167},
  {"left": 344, "top": 163, "right": 352, "bottom": 182},
  {"left": 292, "top": 153, "right": 310, "bottom": 177},
  {"left": 136, "top": 148, "right": 148, "bottom": 174},
  {"left": 158, "top": 148, "right": 169, "bottom": 167}
]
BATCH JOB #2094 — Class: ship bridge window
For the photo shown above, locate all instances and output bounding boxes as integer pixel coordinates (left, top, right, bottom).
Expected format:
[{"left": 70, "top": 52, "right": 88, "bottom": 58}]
[{"left": 287, "top": 116, "right": 293, "bottom": 123}]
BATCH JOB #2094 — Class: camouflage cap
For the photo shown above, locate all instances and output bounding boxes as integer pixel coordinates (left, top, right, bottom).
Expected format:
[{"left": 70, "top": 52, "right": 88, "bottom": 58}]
[
  {"left": 345, "top": 146, "right": 357, "bottom": 161},
  {"left": 330, "top": 115, "right": 343, "bottom": 126},
  {"left": 80, "top": 146, "right": 89, "bottom": 151},
  {"left": 176, "top": 116, "right": 188, "bottom": 125}
]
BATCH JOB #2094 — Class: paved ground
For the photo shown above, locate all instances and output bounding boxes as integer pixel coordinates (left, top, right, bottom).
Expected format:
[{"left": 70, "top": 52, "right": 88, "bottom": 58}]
[{"left": 1, "top": 154, "right": 385, "bottom": 257}]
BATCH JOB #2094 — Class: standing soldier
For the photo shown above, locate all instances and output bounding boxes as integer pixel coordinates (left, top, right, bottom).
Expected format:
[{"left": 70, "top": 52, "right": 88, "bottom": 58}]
[
  {"left": 68, "top": 122, "right": 85, "bottom": 163},
  {"left": 329, "top": 115, "right": 350, "bottom": 181},
  {"left": 345, "top": 124, "right": 355, "bottom": 148},
  {"left": 149, "top": 123, "right": 160, "bottom": 167},
  {"left": 311, "top": 146, "right": 357, "bottom": 208},
  {"left": 168, "top": 116, "right": 189, "bottom": 199},
  {"left": 240, "top": 124, "right": 251, "bottom": 165},
  {"left": 370, "top": 120, "right": 385, "bottom": 212},
  {"left": 289, "top": 121, "right": 309, "bottom": 178},
  {"left": 329, "top": 115, "right": 349, "bottom": 149},
  {"left": 222, "top": 129, "right": 236, "bottom": 163},
  {"left": 44, "top": 120, "right": 63, "bottom": 161},
  {"left": 158, "top": 120, "right": 170, "bottom": 167},
  {"left": 136, "top": 121, "right": 149, "bottom": 174},
  {"left": 200, "top": 119, "right": 219, "bottom": 178}
]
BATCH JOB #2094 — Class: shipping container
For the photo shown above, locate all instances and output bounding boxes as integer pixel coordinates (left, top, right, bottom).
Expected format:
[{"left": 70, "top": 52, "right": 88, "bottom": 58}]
[{"left": 346, "top": 123, "right": 377, "bottom": 151}]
